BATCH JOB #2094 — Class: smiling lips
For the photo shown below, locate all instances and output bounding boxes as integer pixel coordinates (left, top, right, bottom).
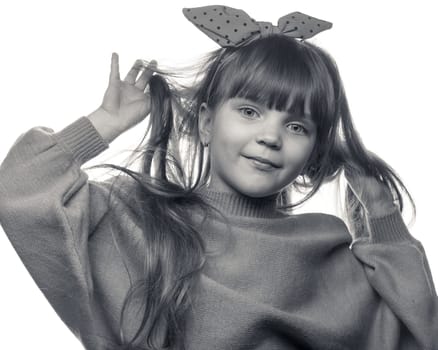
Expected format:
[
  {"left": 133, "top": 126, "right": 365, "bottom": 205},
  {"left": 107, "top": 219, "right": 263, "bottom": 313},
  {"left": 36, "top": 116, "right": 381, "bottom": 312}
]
[{"left": 245, "top": 155, "right": 281, "bottom": 169}]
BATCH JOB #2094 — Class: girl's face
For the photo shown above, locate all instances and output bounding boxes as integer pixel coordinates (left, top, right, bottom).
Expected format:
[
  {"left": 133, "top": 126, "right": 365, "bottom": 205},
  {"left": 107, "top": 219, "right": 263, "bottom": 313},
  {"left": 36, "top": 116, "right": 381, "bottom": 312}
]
[{"left": 199, "top": 97, "right": 317, "bottom": 197}]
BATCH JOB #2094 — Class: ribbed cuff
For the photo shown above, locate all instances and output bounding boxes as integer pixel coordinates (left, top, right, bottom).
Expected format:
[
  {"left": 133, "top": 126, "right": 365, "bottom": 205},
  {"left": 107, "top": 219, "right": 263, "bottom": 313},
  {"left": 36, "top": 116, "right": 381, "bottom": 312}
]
[
  {"left": 368, "top": 207, "right": 415, "bottom": 243},
  {"left": 53, "top": 116, "right": 109, "bottom": 165}
]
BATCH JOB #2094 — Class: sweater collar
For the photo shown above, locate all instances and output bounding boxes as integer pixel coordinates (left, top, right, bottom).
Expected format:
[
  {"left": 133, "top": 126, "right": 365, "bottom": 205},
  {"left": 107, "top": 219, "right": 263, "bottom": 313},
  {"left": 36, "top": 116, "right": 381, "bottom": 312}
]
[{"left": 195, "top": 186, "right": 286, "bottom": 219}]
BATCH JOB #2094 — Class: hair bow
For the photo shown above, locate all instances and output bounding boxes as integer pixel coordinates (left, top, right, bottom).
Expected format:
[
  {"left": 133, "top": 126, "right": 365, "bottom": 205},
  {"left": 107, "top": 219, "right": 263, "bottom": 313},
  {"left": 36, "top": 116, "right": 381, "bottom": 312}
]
[{"left": 182, "top": 5, "right": 332, "bottom": 48}]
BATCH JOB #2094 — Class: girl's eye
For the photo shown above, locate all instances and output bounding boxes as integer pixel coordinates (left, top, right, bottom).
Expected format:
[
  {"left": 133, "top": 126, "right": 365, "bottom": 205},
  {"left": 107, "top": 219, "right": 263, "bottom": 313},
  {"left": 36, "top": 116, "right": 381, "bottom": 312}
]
[
  {"left": 287, "top": 123, "right": 307, "bottom": 134},
  {"left": 239, "top": 107, "right": 259, "bottom": 118}
]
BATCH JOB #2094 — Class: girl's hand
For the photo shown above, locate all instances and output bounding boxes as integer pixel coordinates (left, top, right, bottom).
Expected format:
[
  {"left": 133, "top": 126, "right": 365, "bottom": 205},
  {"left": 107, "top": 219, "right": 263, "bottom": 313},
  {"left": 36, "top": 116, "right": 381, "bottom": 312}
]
[
  {"left": 344, "top": 168, "right": 398, "bottom": 218},
  {"left": 89, "top": 53, "right": 157, "bottom": 141}
]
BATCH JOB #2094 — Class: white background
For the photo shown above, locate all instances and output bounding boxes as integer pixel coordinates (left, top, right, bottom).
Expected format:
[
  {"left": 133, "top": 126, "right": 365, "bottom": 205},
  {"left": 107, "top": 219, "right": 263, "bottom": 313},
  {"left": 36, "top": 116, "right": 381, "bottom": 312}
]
[{"left": 0, "top": 1, "right": 437, "bottom": 348}]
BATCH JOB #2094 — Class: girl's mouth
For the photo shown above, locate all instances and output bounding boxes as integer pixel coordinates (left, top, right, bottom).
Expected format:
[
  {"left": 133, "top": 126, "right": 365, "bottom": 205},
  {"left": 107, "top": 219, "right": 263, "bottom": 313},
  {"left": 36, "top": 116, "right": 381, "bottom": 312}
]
[{"left": 245, "top": 156, "right": 279, "bottom": 171}]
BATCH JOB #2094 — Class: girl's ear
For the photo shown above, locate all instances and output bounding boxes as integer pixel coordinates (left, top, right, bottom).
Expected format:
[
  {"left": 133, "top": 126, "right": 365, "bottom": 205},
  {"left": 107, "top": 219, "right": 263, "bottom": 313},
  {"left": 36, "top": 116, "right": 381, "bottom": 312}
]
[{"left": 198, "top": 102, "right": 213, "bottom": 145}]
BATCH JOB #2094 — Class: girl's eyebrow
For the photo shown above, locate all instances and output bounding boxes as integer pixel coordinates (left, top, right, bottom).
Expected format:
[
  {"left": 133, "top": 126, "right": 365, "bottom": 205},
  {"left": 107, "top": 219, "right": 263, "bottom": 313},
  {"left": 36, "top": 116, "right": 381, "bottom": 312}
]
[
  {"left": 289, "top": 112, "right": 316, "bottom": 126},
  {"left": 289, "top": 114, "right": 316, "bottom": 129},
  {"left": 232, "top": 97, "right": 315, "bottom": 126},
  {"left": 230, "top": 97, "right": 259, "bottom": 105}
]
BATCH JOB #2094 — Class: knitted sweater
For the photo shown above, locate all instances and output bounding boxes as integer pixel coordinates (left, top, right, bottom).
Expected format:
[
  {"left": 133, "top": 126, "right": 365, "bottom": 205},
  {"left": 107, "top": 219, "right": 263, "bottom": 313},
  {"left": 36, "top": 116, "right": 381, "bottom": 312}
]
[{"left": 0, "top": 116, "right": 437, "bottom": 350}]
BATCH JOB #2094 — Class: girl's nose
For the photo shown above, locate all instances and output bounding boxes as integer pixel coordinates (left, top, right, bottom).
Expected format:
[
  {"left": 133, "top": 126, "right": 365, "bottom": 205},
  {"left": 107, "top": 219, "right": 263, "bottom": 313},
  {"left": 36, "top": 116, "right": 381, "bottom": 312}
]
[{"left": 256, "top": 130, "right": 282, "bottom": 150}]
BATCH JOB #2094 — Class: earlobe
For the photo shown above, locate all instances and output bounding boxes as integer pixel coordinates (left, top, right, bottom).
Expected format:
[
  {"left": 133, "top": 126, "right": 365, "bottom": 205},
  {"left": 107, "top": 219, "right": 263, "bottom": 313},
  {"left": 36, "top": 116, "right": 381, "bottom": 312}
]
[{"left": 198, "top": 102, "right": 212, "bottom": 146}]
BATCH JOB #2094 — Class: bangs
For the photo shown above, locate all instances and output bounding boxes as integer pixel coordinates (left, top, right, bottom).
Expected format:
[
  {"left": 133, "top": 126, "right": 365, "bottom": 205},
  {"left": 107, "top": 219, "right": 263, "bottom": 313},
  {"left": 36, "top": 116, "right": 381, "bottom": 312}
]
[{"left": 209, "top": 35, "right": 335, "bottom": 125}]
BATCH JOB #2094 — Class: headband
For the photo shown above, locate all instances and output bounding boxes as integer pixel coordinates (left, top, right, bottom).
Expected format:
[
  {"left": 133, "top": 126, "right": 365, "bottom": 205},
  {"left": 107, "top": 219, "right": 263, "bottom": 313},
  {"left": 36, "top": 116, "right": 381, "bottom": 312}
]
[{"left": 182, "top": 5, "right": 332, "bottom": 48}]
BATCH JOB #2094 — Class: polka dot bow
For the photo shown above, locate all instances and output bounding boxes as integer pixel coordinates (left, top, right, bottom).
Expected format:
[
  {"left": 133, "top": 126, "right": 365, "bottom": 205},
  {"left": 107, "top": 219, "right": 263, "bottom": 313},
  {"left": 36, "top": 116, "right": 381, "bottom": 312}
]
[{"left": 182, "top": 5, "right": 333, "bottom": 47}]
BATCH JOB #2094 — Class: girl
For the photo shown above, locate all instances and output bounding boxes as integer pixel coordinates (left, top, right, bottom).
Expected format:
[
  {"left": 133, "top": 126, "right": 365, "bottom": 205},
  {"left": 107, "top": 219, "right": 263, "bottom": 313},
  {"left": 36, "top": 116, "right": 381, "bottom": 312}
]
[{"left": 0, "top": 4, "right": 437, "bottom": 350}]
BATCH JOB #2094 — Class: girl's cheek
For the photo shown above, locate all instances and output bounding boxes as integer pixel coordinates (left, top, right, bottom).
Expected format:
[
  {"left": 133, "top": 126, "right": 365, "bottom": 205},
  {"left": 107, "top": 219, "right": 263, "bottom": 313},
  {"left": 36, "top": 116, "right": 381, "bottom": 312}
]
[{"left": 284, "top": 138, "right": 315, "bottom": 162}]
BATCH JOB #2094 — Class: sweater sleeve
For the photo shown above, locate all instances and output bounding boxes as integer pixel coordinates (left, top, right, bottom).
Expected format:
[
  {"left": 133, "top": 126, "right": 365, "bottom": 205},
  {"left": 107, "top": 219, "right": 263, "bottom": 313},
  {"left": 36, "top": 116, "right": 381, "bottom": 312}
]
[
  {"left": 350, "top": 207, "right": 438, "bottom": 349},
  {"left": 0, "top": 117, "right": 121, "bottom": 349}
]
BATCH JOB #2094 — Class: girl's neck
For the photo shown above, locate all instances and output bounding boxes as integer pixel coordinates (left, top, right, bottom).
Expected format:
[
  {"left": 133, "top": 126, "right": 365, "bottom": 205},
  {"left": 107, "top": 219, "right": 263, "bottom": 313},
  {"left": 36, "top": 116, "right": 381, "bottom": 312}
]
[{"left": 196, "top": 185, "right": 287, "bottom": 218}]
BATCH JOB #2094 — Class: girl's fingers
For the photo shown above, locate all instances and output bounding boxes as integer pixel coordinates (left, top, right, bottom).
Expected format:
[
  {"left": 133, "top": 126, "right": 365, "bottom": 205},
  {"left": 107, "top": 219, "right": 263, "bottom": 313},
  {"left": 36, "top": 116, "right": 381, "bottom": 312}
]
[
  {"left": 134, "top": 60, "right": 157, "bottom": 90},
  {"left": 124, "top": 59, "right": 157, "bottom": 87},
  {"left": 110, "top": 52, "right": 120, "bottom": 82},
  {"left": 123, "top": 59, "right": 147, "bottom": 84}
]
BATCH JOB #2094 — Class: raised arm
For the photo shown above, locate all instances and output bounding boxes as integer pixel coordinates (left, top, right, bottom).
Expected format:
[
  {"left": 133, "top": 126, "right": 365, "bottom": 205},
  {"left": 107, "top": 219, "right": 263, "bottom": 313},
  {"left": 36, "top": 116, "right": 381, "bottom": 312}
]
[
  {"left": 351, "top": 208, "right": 438, "bottom": 349},
  {"left": 345, "top": 171, "right": 438, "bottom": 349},
  {"left": 0, "top": 53, "right": 157, "bottom": 349},
  {"left": 0, "top": 117, "right": 114, "bottom": 348}
]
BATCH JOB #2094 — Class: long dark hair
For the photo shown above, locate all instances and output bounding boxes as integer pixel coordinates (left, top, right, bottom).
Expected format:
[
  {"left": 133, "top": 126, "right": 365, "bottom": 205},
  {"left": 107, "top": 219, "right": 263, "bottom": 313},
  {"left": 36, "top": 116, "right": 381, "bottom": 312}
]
[{"left": 84, "top": 34, "right": 415, "bottom": 349}]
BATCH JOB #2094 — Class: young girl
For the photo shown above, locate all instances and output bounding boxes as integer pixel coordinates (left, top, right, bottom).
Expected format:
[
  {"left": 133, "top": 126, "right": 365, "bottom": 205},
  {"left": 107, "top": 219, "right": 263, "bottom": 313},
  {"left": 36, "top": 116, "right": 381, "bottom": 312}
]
[{"left": 0, "top": 4, "right": 437, "bottom": 350}]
